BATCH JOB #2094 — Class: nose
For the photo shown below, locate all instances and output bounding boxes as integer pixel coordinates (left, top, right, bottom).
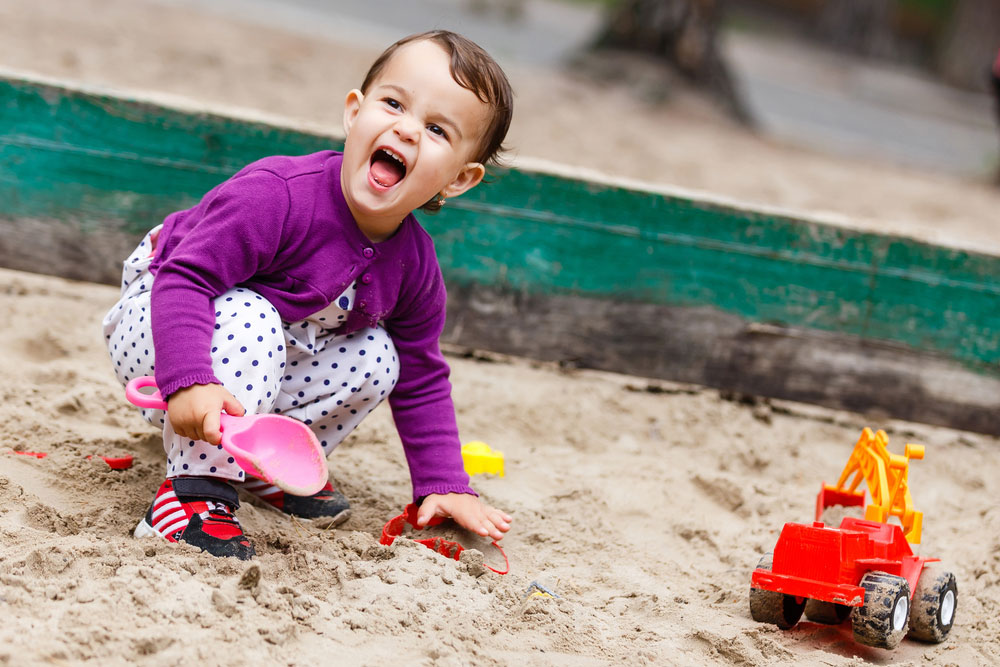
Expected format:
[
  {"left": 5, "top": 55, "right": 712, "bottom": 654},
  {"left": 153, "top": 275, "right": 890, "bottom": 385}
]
[{"left": 393, "top": 115, "right": 421, "bottom": 144}]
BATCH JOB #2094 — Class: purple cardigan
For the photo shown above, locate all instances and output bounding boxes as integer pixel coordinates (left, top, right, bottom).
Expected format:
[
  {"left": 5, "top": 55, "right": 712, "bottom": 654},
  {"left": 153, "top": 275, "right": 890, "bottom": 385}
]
[{"left": 148, "top": 151, "right": 473, "bottom": 500}]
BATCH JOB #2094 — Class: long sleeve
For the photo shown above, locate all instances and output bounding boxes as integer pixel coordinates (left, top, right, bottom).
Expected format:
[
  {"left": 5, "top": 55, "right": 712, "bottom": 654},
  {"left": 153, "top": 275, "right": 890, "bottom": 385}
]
[
  {"left": 150, "top": 171, "right": 289, "bottom": 398},
  {"left": 385, "top": 265, "right": 475, "bottom": 501}
]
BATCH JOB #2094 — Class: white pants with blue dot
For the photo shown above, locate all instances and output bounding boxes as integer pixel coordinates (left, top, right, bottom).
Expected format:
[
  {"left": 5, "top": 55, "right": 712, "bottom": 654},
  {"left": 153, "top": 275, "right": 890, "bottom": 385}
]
[{"left": 102, "top": 227, "right": 400, "bottom": 485}]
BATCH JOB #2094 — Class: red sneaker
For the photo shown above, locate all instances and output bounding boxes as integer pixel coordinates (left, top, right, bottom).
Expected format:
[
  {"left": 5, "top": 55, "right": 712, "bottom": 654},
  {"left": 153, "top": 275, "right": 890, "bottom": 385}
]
[
  {"left": 135, "top": 477, "right": 254, "bottom": 560},
  {"left": 240, "top": 478, "right": 351, "bottom": 528}
]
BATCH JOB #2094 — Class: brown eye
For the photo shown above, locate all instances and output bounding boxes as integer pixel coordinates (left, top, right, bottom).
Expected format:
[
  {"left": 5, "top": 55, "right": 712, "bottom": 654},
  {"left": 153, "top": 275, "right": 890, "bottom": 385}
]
[{"left": 428, "top": 124, "right": 447, "bottom": 138}]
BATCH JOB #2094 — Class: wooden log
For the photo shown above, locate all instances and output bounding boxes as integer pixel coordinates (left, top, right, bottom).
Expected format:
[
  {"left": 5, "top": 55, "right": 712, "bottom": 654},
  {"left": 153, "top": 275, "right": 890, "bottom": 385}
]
[{"left": 442, "top": 284, "right": 1000, "bottom": 434}]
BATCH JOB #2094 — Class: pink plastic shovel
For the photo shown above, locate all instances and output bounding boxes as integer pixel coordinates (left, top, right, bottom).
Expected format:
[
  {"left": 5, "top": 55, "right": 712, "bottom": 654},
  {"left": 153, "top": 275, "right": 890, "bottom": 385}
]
[{"left": 125, "top": 376, "right": 328, "bottom": 496}]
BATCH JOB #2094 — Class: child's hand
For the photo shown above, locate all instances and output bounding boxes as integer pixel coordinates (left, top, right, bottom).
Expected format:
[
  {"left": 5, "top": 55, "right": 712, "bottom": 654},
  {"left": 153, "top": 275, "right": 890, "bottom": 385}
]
[
  {"left": 416, "top": 493, "right": 512, "bottom": 541},
  {"left": 167, "top": 383, "right": 245, "bottom": 445}
]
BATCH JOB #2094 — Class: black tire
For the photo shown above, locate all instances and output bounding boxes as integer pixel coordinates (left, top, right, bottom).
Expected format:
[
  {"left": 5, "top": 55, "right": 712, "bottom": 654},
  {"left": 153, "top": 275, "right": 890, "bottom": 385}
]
[
  {"left": 749, "top": 553, "right": 805, "bottom": 630},
  {"left": 852, "top": 571, "right": 910, "bottom": 649},
  {"left": 804, "top": 598, "right": 852, "bottom": 625},
  {"left": 908, "top": 569, "right": 957, "bottom": 643}
]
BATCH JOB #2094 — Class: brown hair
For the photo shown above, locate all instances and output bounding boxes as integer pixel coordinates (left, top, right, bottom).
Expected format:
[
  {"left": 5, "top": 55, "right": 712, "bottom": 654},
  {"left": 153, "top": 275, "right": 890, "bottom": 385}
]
[{"left": 361, "top": 31, "right": 514, "bottom": 213}]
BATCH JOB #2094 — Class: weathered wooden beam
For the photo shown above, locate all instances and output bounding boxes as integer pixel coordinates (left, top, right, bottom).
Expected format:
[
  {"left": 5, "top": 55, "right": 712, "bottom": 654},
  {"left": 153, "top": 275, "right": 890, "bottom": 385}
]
[
  {"left": 2, "top": 69, "right": 998, "bottom": 433},
  {"left": 443, "top": 284, "right": 1000, "bottom": 434}
]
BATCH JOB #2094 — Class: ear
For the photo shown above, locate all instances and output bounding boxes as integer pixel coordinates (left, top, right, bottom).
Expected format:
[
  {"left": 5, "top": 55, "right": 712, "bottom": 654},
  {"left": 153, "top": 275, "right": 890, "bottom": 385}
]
[
  {"left": 343, "top": 89, "right": 363, "bottom": 136},
  {"left": 439, "top": 162, "right": 486, "bottom": 200}
]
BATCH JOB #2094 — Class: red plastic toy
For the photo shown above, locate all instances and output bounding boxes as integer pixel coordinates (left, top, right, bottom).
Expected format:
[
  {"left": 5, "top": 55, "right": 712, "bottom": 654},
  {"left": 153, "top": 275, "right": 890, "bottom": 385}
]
[
  {"left": 87, "top": 454, "right": 134, "bottom": 470},
  {"left": 380, "top": 503, "right": 509, "bottom": 574},
  {"left": 6, "top": 450, "right": 133, "bottom": 469},
  {"left": 749, "top": 428, "right": 957, "bottom": 649}
]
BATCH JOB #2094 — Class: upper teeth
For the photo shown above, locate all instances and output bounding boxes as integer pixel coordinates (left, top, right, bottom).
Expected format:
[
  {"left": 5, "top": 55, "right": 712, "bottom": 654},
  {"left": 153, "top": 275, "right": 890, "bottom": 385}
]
[{"left": 383, "top": 148, "right": 404, "bottom": 165}]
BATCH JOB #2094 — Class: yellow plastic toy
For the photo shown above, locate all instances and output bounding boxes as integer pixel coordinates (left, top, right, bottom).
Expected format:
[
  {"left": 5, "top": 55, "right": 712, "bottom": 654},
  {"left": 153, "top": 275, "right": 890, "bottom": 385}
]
[
  {"left": 461, "top": 441, "right": 505, "bottom": 477},
  {"left": 816, "top": 427, "right": 925, "bottom": 543},
  {"left": 525, "top": 581, "right": 560, "bottom": 599}
]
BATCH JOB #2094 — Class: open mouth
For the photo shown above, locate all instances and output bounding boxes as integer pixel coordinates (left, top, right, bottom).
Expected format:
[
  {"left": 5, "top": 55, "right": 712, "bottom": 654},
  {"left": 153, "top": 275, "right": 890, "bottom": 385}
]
[{"left": 369, "top": 148, "right": 407, "bottom": 188}]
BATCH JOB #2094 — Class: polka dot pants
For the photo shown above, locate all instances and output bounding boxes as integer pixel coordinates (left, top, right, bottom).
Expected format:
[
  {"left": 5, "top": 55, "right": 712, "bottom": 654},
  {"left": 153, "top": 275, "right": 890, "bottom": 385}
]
[{"left": 102, "top": 227, "right": 400, "bottom": 483}]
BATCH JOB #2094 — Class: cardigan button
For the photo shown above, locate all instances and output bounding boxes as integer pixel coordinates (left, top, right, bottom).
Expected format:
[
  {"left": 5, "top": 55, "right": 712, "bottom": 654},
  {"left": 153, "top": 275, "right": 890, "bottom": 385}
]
[
  {"left": 362, "top": 247, "right": 374, "bottom": 259},
  {"left": 361, "top": 273, "right": 373, "bottom": 285}
]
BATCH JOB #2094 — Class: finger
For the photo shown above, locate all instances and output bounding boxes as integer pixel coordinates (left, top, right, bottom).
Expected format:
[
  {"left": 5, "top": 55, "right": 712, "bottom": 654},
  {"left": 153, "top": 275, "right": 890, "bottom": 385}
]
[
  {"left": 485, "top": 506, "right": 508, "bottom": 521},
  {"left": 458, "top": 507, "right": 488, "bottom": 534},
  {"left": 484, "top": 512, "right": 510, "bottom": 539},
  {"left": 443, "top": 505, "right": 477, "bottom": 534},
  {"left": 484, "top": 519, "right": 504, "bottom": 540},
  {"left": 202, "top": 411, "right": 222, "bottom": 445},
  {"left": 481, "top": 505, "right": 510, "bottom": 530},
  {"left": 416, "top": 500, "right": 441, "bottom": 527},
  {"left": 222, "top": 394, "right": 245, "bottom": 417},
  {"left": 488, "top": 512, "right": 511, "bottom": 532}
]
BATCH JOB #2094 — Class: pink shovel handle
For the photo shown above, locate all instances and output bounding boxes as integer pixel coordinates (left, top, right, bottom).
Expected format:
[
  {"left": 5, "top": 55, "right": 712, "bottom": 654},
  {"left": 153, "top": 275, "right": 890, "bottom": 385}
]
[{"left": 125, "top": 376, "right": 169, "bottom": 410}]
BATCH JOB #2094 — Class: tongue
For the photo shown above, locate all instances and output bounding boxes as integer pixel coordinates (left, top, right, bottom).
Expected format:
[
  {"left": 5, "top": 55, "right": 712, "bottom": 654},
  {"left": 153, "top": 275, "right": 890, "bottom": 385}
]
[{"left": 370, "top": 159, "right": 403, "bottom": 187}]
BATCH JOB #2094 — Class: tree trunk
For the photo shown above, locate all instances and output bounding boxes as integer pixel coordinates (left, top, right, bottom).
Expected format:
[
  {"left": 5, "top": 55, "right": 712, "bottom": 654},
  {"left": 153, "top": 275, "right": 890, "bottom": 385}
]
[
  {"left": 594, "top": 0, "right": 753, "bottom": 124},
  {"left": 817, "top": 0, "right": 896, "bottom": 59},
  {"left": 937, "top": 0, "right": 1000, "bottom": 92}
]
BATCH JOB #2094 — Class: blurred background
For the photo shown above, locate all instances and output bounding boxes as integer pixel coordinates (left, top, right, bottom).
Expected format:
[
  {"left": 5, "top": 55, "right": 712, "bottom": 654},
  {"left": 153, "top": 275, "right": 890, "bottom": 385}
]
[{"left": 1, "top": 0, "right": 998, "bottom": 248}]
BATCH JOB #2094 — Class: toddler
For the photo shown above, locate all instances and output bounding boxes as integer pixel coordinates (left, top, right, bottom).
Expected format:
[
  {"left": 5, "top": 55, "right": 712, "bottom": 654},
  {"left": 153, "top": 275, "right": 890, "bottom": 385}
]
[{"left": 103, "top": 30, "right": 514, "bottom": 559}]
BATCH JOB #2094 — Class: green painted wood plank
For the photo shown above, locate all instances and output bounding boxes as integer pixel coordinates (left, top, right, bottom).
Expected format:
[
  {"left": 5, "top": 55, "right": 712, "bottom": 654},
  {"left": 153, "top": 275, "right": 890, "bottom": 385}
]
[
  {"left": 0, "top": 73, "right": 339, "bottom": 229},
  {"left": 2, "top": 70, "right": 998, "bottom": 373},
  {"left": 426, "top": 183, "right": 1000, "bottom": 371}
]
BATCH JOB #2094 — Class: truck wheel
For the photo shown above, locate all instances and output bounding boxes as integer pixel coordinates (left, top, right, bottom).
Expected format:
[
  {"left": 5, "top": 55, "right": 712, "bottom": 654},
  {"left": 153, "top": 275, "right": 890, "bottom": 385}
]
[
  {"left": 852, "top": 571, "right": 910, "bottom": 649},
  {"left": 908, "top": 569, "right": 957, "bottom": 643},
  {"left": 804, "top": 599, "right": 852, "bottom": 624},
  {"left": 749, "top": 553, "right": 805, "bottom": 630}
]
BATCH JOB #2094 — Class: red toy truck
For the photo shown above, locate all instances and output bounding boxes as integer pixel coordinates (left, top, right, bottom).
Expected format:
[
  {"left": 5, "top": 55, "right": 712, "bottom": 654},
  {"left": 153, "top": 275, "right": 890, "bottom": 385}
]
[{"left": 749, "top": 428, "right": 957, "bottom": 649}]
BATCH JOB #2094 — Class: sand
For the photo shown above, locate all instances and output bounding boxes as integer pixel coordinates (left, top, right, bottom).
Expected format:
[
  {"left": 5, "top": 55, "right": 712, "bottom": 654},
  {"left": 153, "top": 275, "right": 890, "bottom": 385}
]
[
  {"left": 3, "top": 267, "right": 999, "bottom": 665},
  {"left": 1, "top": 1, "right": 1000, "bottom": 665}
]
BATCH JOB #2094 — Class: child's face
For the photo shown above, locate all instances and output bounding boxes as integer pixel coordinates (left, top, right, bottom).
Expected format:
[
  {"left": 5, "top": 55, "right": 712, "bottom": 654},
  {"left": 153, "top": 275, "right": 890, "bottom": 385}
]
[{"left": 341, "top": 39, "right": 491, "bottom": 238}]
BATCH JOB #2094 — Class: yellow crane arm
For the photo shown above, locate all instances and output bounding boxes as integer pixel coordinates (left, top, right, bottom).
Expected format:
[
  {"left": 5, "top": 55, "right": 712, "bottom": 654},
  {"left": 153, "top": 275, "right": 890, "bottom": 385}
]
[{"left": 818, "top": 427, "right": 925, "bottom": 543}]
